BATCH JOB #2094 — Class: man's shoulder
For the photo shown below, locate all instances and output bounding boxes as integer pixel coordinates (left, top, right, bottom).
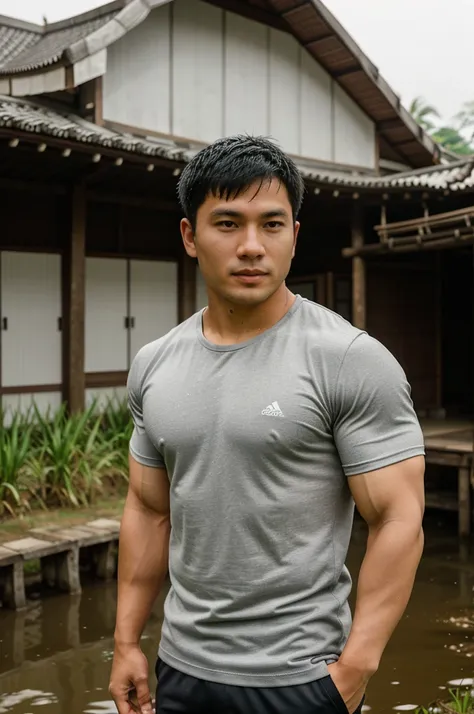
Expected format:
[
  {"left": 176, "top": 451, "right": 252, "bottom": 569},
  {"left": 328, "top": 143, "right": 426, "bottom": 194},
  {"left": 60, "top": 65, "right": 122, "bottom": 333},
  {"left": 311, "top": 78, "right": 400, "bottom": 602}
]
[
  {"left": 128, "top": 311, "right": 199, "bottom": 385},
  {"left": 296, "top": 298, "right": 364, "bottom": 357}
]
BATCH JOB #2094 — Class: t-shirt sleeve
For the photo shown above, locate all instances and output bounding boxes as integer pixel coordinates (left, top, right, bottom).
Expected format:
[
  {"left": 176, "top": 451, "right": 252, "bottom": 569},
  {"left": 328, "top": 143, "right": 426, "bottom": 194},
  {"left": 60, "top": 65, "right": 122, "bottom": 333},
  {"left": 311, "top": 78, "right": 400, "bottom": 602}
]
[
  {"left": 332, "top": 332, "right": 425, "bottom": 477},
  {"left": 127, "top": 350, "right": 165, "bottom": 469}
]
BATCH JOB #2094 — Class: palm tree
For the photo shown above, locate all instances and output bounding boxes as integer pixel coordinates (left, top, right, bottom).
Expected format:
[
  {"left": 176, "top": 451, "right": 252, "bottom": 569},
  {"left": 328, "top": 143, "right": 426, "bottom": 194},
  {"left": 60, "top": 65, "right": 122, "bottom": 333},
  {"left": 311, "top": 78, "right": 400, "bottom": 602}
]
[
  {"left": 431, "top": 126, "right": 473, "bottom": 156},
  {"left": 454, "top": 100, "right": 474, "bottom": 140},
  {"left": 409, "top": 96, "right": 441, "bottom": 132}
]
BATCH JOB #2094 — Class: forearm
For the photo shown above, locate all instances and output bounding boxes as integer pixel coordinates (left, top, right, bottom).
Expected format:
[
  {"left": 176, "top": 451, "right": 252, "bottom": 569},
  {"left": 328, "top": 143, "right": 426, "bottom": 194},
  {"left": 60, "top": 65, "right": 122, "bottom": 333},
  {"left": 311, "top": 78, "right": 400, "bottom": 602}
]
[
  {"left": 114, "top": 498, "right": 170, "bottom": 646},
  {"left": 340, "top": 519, "right": 424, "bottom": 674}
]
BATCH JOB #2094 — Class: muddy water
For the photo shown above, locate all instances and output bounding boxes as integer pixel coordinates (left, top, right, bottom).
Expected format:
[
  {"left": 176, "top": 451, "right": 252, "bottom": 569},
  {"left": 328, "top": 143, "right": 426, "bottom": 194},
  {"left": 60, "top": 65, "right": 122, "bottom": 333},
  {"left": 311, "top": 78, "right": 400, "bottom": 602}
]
[{"left": 0, "top": 513, "right": 473, "bottom": 714}]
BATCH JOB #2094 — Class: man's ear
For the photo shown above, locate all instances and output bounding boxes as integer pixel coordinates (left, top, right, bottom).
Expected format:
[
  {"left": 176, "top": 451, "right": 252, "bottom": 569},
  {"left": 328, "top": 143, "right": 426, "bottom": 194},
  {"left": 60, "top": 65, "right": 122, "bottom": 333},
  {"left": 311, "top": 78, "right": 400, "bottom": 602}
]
[
  {"left": 181, "top": 218, "right": 197, "bottom": 258},
  {"left": 292, "top": 221, "right": 300, "bottom": 258}
]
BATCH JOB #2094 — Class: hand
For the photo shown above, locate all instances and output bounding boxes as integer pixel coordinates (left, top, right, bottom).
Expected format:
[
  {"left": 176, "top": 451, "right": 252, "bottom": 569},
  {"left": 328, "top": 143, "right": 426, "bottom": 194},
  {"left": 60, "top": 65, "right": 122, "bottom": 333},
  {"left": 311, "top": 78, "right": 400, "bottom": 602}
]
[
  {"left": 327, "top": 660, "right": 369, "bottom": 714},
  {"left": 109, "top": 643, "right": 153, "bottom": 714}
]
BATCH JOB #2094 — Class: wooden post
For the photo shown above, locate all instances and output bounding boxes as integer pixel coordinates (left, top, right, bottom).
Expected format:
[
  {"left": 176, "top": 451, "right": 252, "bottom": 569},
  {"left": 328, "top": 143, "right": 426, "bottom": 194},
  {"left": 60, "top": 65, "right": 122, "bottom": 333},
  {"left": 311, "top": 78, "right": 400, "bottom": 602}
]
[
  {"left": 178, "top": 251, "right": 197, "bottom": 323},
  {"left": 3, "top": 561, "right": 26, "bottom": 611},
  {"left": 63, "top": 185, "right": 86, "bottom": 413},
  {"left": 352, "top": 204, "right": 366, "bottom": 330},
  {"left": 326, "top": 272, "right": 334, "bottom": 310},
  {"left": 458, "top": 465, "right": 471, "bottom": 538}
]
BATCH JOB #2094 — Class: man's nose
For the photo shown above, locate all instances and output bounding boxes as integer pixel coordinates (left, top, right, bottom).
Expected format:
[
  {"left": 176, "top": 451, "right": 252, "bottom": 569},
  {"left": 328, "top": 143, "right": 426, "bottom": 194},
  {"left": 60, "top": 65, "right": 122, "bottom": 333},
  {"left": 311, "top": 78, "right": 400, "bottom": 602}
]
[{"left": 237, "top": 226, "right": 265, "bottom": 257}]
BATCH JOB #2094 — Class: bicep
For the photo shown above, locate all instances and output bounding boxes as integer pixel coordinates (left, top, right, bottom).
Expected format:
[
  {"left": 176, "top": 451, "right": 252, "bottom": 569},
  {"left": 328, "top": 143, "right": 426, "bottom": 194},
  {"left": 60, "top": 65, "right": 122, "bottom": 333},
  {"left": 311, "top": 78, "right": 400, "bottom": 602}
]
[
  {"left": 127, "top": 453, "right": 170, "bottom": 516},
  {"left": 348, "top": 455, "right": 425, "bottom": 528}
]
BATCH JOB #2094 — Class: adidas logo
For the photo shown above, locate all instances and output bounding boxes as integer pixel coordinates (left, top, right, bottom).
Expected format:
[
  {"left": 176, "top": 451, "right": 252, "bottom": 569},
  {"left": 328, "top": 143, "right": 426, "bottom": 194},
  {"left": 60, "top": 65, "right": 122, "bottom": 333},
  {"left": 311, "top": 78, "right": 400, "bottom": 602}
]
[{"left": 262, "top": 401, "right": 284, "bottom": 418}]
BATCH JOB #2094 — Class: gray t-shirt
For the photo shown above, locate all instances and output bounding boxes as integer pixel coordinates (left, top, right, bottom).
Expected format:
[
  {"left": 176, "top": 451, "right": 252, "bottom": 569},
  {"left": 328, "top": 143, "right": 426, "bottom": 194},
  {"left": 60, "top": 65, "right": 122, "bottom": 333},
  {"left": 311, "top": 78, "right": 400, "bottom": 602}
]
[{"left": 128, "top": 295, "right": 425, "bottom": 688}]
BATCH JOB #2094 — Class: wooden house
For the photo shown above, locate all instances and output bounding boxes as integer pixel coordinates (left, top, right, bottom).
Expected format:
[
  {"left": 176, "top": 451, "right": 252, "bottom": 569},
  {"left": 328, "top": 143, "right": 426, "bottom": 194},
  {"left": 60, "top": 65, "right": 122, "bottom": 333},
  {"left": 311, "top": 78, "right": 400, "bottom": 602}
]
[{"left": 0, "top": 0, "right": 472, "bottom": 529}]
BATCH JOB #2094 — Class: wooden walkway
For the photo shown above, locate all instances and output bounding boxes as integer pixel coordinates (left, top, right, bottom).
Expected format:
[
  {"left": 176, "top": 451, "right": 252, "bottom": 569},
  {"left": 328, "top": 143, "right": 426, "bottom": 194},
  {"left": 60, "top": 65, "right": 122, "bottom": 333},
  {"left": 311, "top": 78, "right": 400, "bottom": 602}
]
[
  {"left": 0, "top": 518, "right": 120, "bottom": 610},
  {"left": 422, "top": 420, "right": 474, "bottom": 537}
]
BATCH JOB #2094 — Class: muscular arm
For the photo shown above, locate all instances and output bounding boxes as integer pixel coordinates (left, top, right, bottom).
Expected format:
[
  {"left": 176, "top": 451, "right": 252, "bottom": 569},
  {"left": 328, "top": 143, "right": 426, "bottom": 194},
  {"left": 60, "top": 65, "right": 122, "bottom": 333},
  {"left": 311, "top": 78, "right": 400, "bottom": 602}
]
[
  {"left": 115, "top": 454, "right": 171, "bottom": 646},
  {"left": 343, "top": 455, "right": 425, "bottom": 672},
  {"left": 110, "top": 455, "right": 170, "bottom": 714},
  {"left": 329, "top": 456, "right": 425, "bottom": 712}
]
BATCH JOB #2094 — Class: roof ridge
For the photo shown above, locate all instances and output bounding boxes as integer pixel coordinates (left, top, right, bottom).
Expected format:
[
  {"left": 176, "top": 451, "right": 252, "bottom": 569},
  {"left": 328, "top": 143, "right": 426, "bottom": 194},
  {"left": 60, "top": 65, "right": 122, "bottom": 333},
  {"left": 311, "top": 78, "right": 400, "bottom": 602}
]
[
  {"left": 0, "top": 14, "right": 43, "bottom": 34},
  {"left": 43, "top": 0, "right": 128, "bottom": 34}
]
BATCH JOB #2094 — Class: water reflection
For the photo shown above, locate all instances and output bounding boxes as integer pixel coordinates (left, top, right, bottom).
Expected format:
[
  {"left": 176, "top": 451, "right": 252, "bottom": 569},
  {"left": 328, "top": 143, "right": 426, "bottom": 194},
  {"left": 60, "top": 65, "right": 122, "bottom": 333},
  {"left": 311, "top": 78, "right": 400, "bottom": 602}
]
[{"left": 0, "top": 514, "right": 472, "bottom": 713}]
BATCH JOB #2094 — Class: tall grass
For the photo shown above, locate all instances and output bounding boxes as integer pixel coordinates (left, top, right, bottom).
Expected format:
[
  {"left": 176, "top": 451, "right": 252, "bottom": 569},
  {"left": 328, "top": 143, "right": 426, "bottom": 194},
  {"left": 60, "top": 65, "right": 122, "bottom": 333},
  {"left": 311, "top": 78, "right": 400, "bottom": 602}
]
[
  {"left": 416, "top": 682, "right": 474, "bottom": 714},
  {"left": 0, "top": 398, "right": 132, "bottom": 516}
]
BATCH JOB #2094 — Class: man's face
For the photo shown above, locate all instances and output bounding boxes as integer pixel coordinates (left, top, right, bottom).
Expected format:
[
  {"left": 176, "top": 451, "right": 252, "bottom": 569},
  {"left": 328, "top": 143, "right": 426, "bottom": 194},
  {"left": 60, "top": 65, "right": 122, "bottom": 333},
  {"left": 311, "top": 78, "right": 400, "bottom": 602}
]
[{"left": 181, "top": 179, "right": 300, "bottom": 307}]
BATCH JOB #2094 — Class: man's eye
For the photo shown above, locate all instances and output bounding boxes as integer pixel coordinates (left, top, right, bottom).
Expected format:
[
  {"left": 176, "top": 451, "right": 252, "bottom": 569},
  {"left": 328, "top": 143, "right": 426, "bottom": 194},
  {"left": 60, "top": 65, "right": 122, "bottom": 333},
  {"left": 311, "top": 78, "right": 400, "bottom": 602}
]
[
  {"left": 266, "top": 221, "right": 283, "bottom": 229},
  {"left": 217, "top": 221, "right": 237, "bottom": 229}
]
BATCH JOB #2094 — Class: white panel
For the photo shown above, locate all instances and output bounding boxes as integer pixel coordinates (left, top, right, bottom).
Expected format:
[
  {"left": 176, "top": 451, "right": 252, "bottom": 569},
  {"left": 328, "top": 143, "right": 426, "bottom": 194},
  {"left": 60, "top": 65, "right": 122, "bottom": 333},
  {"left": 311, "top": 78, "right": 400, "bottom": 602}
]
[
  {"left": 172, "top": 0, "right": 223, "bottom": 141},
  {"left": 86, "top": 387, "right": 128, "bottom": 413},
  {"left": 11, "top": 67, "right": 66, "bottom": 96},
  {"left": 300, "top": 48, "right": 332, "bottom": 162},
  {"left": 103, "top": 6, "right": 171, "bottom": 133},
  {"left": 334, "top": 84, "right": 376, "bottom": 169},
  {"left": 85, "top": 258, "right": 128, "bottom": 372},
  {"left": 130, "top": 260, "right": 178, "bottom": 363},
  {"left": 224, "top": 13, "right": 268, "bottom": 137},
  {"left": 196, "top": 266, "right": 208, "bottom": 311},
  {"left": 73, "top": 49, "right": 107, "bottom": 87},
  {"left": 2, "top": 392, "right": 62, "bottom": 428},
  {"left": 269, "top": 29, "right": 300, "bottom": 155},
  {"left": 1, "top": 252, "right": 61, "bottom": 387}
]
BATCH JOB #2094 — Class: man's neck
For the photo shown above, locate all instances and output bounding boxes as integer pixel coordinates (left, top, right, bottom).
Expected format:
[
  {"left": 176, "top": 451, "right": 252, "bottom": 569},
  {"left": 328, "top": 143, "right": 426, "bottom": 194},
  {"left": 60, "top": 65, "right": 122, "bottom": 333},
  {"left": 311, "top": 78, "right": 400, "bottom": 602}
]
[{"left": 202, "top": 285, "right": 295, "bottom": 346}]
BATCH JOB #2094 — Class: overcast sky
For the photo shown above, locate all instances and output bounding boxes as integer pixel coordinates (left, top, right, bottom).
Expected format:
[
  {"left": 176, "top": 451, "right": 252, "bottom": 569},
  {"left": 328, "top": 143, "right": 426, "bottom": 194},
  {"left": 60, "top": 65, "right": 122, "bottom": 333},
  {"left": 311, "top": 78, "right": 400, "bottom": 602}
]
[{"left": 1, "top": 0, "right": 472, "bottom": 123}]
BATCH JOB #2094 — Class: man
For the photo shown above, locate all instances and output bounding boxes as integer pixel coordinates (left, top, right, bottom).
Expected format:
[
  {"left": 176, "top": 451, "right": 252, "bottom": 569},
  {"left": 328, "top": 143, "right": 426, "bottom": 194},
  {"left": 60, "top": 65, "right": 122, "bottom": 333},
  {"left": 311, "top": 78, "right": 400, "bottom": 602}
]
[{"left": 110, "top": 135, "right": 425, "bottom": 714}]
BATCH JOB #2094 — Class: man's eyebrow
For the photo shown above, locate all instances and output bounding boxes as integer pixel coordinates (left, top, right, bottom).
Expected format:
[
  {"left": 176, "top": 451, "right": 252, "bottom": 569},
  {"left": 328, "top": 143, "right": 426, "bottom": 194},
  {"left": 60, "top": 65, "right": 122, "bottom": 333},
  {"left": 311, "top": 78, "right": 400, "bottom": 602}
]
[
  {"left": 209, "top": 208, "right": 289, "bottom": 219},
  {"left": 260, "top": 210, "right": 289, "bottom": 219},
  {"left": 210, "top": 209, "right": 243, "bottom": 219}
]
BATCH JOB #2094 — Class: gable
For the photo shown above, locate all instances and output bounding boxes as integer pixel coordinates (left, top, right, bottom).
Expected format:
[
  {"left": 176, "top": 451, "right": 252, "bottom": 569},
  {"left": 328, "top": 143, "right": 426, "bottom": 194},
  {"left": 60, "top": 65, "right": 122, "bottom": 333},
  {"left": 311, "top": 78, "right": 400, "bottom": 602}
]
[
  {"left": 103, "top": 0, "right": 376, "bottom": 169},
  {"left": 0, "top": 0, "right": 439, "bottom": 168}
]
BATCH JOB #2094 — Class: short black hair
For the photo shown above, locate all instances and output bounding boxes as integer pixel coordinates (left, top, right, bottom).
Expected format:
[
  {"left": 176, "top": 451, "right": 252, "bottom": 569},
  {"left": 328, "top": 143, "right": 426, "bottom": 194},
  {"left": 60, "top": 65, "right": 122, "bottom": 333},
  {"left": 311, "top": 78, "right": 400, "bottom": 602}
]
[{"left": 177, "top": 135, "right": 305, "bottom": 229}]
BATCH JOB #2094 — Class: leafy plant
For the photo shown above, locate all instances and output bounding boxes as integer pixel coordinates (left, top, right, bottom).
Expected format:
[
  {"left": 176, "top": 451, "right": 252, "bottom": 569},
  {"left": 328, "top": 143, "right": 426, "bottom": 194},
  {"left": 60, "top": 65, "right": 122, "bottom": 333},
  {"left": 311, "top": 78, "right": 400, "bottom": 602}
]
[
  {"left": 0, "top": 398, "right": 132, "bottom": 518},
  {"left": 0, "top": 411, "right": 34, "bottom": 514}
]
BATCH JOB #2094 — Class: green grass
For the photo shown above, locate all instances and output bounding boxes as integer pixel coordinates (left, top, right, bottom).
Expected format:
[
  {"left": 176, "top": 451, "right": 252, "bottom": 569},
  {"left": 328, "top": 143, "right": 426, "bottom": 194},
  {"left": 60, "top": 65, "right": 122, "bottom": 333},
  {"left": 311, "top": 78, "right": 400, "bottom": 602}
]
[
  {"left": 0, "top": 398, "right": 132, "bottom": 518},
  {"left": 416, "top": 683, "right": 474, "bottom": 714}
]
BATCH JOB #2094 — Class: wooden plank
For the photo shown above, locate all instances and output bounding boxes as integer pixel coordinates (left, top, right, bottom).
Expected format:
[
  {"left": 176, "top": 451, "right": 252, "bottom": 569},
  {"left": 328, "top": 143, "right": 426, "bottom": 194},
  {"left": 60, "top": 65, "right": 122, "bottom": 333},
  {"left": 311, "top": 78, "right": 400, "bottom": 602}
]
[
  {"left": 374, "top": 205, "right": 474, "bottom": 235},
  {"left": 63, "top": 185, "right": 86, "bottom": 413},
  {"left": 179, "top": 252, "right": 197, "bottom": 323},
  {"left": 86, "top": 518, "right": 121, "bottom": 532},
  {"left": 0, "top": 545, "right": 21, "bottom": 566},
  {"left": 2, "top": 537, "right": 70, "bottom": 561},
  {"left": 425, "top": 492, "right": 458, "bottom": 513},
  {"left": 458, "top": 466, "right": 471, "bottom": 537},
  {"left": 30, "top": 526, "right": 117, "bottom": 547},
  {"left": 351, "top": 204, "right": 366, "bottom": 329},
  {"left": 425, "top": 450, "right": 467, "bottom": 468}
]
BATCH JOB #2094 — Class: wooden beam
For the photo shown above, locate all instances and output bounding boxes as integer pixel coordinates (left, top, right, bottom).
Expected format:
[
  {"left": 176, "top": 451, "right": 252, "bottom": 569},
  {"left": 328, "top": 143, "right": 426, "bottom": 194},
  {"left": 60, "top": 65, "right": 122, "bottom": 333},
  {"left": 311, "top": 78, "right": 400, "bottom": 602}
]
[
  {"left": 351, "top": 204, "right": 366, "bottom": 330},
  {"left": 178, "top": 251, "right": 197, "bottom": 323},
  {"left": 63, "top": 185, "right": 86, "bottom": 413},
  {"left": 458, "top": 466, "right": 471, "bottom": 537}
]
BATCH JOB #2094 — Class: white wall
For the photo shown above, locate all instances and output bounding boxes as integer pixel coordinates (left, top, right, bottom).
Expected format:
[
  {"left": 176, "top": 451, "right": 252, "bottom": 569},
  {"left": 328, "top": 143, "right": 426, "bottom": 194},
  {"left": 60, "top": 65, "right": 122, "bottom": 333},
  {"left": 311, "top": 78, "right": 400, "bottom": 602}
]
[{"left": 103, "top": 0, "right": 376, "bottom": 169}]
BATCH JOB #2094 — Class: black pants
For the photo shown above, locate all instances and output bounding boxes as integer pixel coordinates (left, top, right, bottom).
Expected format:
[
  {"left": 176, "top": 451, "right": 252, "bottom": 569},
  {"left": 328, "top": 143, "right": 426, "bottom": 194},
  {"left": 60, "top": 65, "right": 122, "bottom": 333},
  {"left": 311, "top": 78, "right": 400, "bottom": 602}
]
[{"left": 156, "top": 659, "right": 364, "bottom": 714}]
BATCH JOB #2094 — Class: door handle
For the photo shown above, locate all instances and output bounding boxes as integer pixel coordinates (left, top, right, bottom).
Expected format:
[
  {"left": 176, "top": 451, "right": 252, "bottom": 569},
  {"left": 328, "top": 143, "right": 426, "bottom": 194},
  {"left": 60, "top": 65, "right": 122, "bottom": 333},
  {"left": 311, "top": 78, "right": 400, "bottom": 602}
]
[
  {"left": 130, "top": 317, "right": 135, "bottom": 329},
  {"left": 2, "top": 317, "right": 7, "bottom": 331},
  {"left": 58, "top": 317, "right": 62, "bottom": 332}
]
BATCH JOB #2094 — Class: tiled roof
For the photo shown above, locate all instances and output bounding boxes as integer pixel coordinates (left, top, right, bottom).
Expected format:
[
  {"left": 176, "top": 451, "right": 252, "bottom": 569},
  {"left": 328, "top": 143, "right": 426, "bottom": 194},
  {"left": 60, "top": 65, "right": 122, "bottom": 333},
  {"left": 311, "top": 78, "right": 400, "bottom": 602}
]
[
  {"left": 0, "top": 95, "right": 196, "bottom": 161},
  {"left": 0, "top": 0, "right": 438, "bottom": 168},
  {"left": 0, "top": 2, "right": 125, "bottom": 74},
  {"left": 0, "top": 22, "right": 40, "bottom": 67},
  {"left": 303, "top": 159, "right": 474, "bottom": 192},
  {"left": 0, "top": 95, "right": 473, "bottom": 193}
]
